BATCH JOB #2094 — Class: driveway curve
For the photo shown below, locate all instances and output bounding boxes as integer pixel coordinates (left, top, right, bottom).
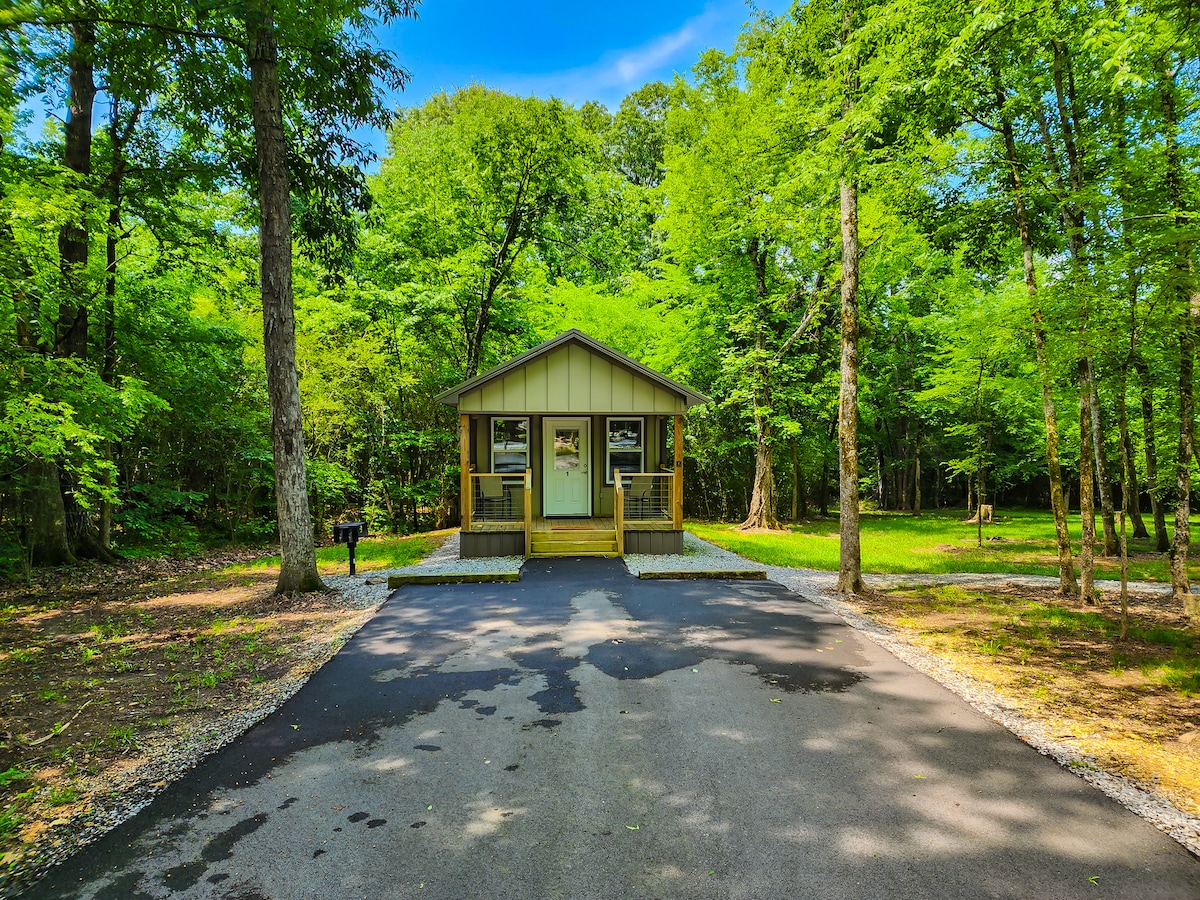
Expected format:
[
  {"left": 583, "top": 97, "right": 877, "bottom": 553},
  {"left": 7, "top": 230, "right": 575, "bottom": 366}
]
[{"left": 23, "top": 558, "right": 1200, "bottom": 899}]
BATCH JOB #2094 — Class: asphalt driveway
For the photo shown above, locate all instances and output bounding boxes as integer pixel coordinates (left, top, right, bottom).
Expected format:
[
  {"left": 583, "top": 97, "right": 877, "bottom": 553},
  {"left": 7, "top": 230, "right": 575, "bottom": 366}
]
[{"left": 24, "top": 558, "right": 1200, "bottom": 899}]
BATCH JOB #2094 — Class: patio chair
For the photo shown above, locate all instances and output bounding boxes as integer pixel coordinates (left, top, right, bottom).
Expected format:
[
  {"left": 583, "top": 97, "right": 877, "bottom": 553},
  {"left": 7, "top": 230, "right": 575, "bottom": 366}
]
[
  {"left": 477, "top": 478, "right": 511, "bottom": 519},
  {"left": 628, "top": 475, "right": 655, "bottom": 520}
]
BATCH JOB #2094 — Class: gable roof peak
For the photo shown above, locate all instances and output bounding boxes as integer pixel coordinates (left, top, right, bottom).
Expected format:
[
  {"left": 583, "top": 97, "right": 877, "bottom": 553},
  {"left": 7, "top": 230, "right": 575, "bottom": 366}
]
[{"left": 435, "top": 328, "right": 709, "bottom": 407}]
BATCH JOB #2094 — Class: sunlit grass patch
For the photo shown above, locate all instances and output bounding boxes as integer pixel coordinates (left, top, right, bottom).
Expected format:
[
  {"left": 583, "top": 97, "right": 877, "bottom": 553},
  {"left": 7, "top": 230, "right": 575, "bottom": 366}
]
[
  {"left": 222, "top": 530, "right": 447, "bottom": 578},
  {"left": 688, "top": 509, "right": 1200, "bottom": 581}
]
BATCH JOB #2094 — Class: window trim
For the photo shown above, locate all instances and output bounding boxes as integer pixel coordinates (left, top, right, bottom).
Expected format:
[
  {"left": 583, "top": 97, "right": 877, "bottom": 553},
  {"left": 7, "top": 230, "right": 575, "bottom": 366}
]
[
  {"left": 490, "top": 416, "right": 530, "bottom": 477},
  {"left": 605, "top": 416, "right": 645, "bottom": 484}
]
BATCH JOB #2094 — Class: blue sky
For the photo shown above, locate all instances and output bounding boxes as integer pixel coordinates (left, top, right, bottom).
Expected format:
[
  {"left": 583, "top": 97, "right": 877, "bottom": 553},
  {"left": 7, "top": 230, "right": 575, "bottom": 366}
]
[
  {"left": 379, "top": 0, "right": 790, "bottom": 112},
  {"left": 23, "top": 1, "right": 790, "bottom": 164}
]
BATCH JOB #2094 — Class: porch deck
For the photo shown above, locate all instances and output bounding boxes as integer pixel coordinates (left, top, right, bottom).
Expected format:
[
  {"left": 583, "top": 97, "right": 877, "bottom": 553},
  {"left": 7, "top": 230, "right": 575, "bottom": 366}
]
[{"left": 469, "top": 516, "right": 677, "bottom": 534}]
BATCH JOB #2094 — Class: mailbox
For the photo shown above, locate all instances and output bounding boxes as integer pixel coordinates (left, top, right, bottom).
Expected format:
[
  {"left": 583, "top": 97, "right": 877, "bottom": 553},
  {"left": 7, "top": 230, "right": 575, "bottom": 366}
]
[{"left": 333, "top": 521, "right": 369, "bottom": 574}]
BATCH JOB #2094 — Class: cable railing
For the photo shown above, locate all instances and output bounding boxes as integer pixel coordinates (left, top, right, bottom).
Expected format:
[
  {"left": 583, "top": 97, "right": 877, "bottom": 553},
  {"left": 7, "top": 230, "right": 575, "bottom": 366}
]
[
  {"left": 466, "top": 472, "right": 524, "bottom": 524},
  {"left": 614, "top": 471, "right": 675, "bottom": 525}
]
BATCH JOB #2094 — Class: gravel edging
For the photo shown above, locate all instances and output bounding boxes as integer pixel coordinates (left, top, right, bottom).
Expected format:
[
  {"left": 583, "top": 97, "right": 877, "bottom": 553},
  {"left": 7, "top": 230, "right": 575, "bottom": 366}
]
[{"left": 716, "top": 548, "right": 1200, "bottom": 857}]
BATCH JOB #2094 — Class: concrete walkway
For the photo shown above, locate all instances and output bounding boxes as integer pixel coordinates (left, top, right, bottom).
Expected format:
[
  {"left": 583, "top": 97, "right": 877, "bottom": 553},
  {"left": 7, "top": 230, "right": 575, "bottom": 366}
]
[{"left": 23, "top": 559, "right": 1199, "bottom": 899}]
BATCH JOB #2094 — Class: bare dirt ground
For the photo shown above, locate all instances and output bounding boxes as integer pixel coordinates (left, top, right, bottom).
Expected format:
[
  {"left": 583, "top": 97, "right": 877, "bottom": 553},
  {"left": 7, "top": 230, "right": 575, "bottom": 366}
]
[{"left": 0, "top": 552, "right": 381, "bottom": 896}]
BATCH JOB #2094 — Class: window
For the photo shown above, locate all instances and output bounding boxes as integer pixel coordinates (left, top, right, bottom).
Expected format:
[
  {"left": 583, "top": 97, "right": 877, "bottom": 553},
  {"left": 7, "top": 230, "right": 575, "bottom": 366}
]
[
  {"left": 606, "top": 417, "right": 644, "bottom": 483},
  {"left": 491, "top": 417, "right": 529, "bottom": 474}
]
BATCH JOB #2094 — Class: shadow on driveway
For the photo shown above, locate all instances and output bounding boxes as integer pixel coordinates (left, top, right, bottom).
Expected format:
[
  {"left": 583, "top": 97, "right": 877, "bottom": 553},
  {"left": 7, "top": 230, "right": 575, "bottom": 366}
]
[{"left": 22, "top": 558, "right": 1200, "bottom": 900}]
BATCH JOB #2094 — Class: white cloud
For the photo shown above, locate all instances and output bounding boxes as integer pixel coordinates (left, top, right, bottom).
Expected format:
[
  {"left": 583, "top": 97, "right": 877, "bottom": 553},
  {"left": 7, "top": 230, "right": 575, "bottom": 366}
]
[
  {"left": 505, "top": 1, "right": 746, "bottom": 107},
  {"left": 610, "top": 16, "right": 707, "bottom": 85}
]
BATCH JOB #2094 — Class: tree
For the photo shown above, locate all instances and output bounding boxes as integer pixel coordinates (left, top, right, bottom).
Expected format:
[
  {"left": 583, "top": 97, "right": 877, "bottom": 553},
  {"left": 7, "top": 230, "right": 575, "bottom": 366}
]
[
  {"left": 245, "top": 0, "right": 321, "bottom": 592},
  {"left": 660, "top": 47, "right": 836, "bottom": 532},
  {"left": 371, "top": 87, "right": 591, "bottom": 381},
  {"left": 7, "top": 0, "right": 417, "bottom": 590}
]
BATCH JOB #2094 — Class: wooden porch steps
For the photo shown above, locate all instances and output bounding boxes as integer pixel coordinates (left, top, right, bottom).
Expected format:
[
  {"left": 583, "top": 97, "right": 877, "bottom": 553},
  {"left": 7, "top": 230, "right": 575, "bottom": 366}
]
[{"left": 529, "top": 524, "right": 619, "bottom": 558}]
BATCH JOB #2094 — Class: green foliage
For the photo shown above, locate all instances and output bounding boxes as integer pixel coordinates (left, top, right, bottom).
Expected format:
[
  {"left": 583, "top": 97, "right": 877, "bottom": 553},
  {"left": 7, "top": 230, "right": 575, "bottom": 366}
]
[
  {"left": 1, "top": 0, "right": 1197, "bottom": 565},
  {"left": 689, "top": 510, "right": 1200, "bottom": 582}
]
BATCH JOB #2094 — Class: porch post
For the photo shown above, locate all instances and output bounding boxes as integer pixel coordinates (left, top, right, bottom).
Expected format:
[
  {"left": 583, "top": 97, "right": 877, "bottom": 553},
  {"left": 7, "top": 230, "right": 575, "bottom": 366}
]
[
  {"left": 460, "top": 414, "right": 471, "bottom": 533},
  {"left": 673, "top": 414, "right": 684, "bottom": 531},
  {"left": 615, "top": 470, "right": 625, "bottom": 557},
  {"left": 524, "top": 468, "right": 532, "bottom": 559}
]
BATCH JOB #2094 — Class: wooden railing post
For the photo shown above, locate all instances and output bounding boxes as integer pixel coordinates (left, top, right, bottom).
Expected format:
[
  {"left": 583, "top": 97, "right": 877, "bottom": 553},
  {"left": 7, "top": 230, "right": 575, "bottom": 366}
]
[
  {"left": 673, "top": 414, "right": 684, "bottom": 531},
  {"left": 524, "top": 468, "right": 532, "bottom": 558},
  {"left": 461, "top": 414, "right": 472, "bottom": 533},
  {"left": 614, "top": 469, "right": 624, "bottom": 557}
]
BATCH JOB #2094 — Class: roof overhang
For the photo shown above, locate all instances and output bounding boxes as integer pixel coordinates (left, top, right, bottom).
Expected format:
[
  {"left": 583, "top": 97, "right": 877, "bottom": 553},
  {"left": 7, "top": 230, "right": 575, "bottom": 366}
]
[{"left": 435, "top": 328, "right": 710, "bottom": 409}]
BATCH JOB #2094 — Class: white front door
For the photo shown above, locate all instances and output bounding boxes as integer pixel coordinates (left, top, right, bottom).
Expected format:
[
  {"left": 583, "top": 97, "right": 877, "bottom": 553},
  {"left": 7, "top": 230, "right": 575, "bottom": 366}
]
[{"left": 543, "top": 418, "right": 591, "bottom": 516}]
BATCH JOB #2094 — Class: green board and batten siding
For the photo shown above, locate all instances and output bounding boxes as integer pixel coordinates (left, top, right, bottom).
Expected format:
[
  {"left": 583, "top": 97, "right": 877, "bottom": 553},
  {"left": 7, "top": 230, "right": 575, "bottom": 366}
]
[
  {"left": 438, "top": 330, "right": 709, "bottom": 558},
  {"left": 457, "top": 343, "right": 686, "bottom": 414}
]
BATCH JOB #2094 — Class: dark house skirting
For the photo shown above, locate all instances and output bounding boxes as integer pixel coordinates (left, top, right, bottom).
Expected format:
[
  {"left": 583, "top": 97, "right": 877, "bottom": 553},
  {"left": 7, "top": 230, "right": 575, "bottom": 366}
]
[
  {"left": 624, "top": 530, "right": 684, "bottom": 555},
  {"left": 460, "top": 530, "right": 684, "bottom": 557},
  {"left": 461, "top": 531, "right": 525, "bottom": 558}
]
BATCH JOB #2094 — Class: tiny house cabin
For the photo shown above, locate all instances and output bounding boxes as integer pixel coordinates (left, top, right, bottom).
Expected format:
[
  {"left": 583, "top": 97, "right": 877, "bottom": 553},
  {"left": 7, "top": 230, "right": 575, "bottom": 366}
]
[{"left": 436, "top": 329, "right": 709, "bottom": 558}]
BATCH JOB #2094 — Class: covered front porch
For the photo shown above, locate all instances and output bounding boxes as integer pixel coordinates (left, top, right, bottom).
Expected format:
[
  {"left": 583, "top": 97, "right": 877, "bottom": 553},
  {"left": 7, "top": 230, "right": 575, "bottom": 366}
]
[
  {"left": 462, "top": 467, "right": 684, "bottom": 559},
  {"left": 435, "top": 329, "right": 709, "bottom": 559}
]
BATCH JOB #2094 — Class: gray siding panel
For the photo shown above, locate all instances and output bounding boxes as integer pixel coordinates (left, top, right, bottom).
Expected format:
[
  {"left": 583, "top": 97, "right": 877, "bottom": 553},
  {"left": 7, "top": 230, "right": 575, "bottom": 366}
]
[
  {"left": 461, "top": 531, "right": 525, "bottom": 558},
  {"left": 624, "top": 531, "right": 683, "bottom": 555}
]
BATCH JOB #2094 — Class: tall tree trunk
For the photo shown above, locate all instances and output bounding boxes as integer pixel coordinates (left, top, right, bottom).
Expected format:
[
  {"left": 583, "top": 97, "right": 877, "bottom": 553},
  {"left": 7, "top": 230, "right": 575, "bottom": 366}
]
[
  {"left": 837, "top": 177, "right": 863, "bottom": 592},
  {"left": 98, "top": 101, "right": 128, "bottom": 554},
  {"left": 791, "top": 441, "right": 799, "bottom": 521},
  {"left": 1044, "top": 47, "right": 1119, "bottom": 559},
  {"left": 55, "top": 21, "right": 94, "bottom": 362},
  {"left": 1162, "top": 64, "right": 1197, "bottom": 606},
  {"left": 974, "top": 359, "right": 985, "bottom": 548},
  {"left": 248, "top": 2, "right": 325, "bottom": 595},
  {"left": 1079, "top": 364, "right": 1097, "bottom": 603},
  {"left": 996, "top": 76, "right": 1077, "bottom": 595},
  {"left": 1134, "top": 358, "right": 1169, "bottom": 551},
  {"left": 52, "top": 20, "right": 118, "bottom": 563},
  {"left": 896, "top": 416, "right": 909, "bottom": 511},
  {"left": 25, "top": 461, "right": 74, "bottom": 566},
  {"left": 1112, "top": 92, "right": 1150, "bottom": 543},
  {"left": 739, "top": 244, "right": 779, "bottom": 531},
  {"left": 912, "top": 432, "right": 921, "bottom": 517},
  {"left": 1087, "top": 360, "right": 1119, "bottom": 555},
  {"left": 1117, "top": 363, "right": 1150, "bottom": 539},
  {"left": 1170, "top": 301, "right": 1195, "bottom": 599},
  {"left": 819, "top": 451, "right": 830, "bottom": 517},
  {"left": 464, "top": 168, "right": 531, "bottom": 379}
]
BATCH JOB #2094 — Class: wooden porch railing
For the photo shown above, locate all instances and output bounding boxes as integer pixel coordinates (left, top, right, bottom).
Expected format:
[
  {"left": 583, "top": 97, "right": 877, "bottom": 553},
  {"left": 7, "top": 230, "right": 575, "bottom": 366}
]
[
  {"left": 616, "top": 472, "right": 676, "bottom": 527},
  {"left": 466, "top": 473, "right": 524, "bottom": 527}
]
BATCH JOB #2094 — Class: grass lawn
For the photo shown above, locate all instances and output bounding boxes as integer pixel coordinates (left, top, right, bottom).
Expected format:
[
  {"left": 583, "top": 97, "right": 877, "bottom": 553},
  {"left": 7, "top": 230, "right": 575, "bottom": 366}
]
[
  {"left": 689, "top": 508, "right": 1198, "bottom": 583},
  {"left": 222, "top": 530, "right": 445, "bottom": 578}
]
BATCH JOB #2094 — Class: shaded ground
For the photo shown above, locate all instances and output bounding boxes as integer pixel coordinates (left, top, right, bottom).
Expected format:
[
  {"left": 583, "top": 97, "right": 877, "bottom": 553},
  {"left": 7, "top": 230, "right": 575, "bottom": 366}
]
[
  {"left": 3, "top": 537, "right": 1200, "bottom": 896},
  {"left": 0, "top": 551, "right": 380, "bottom": 893},
  {"left": 16, "top": 559, "right": 1200, "bottom": 899},
  {"left": 845, "top": 582, "right": 1200, "bottom": 818}
]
